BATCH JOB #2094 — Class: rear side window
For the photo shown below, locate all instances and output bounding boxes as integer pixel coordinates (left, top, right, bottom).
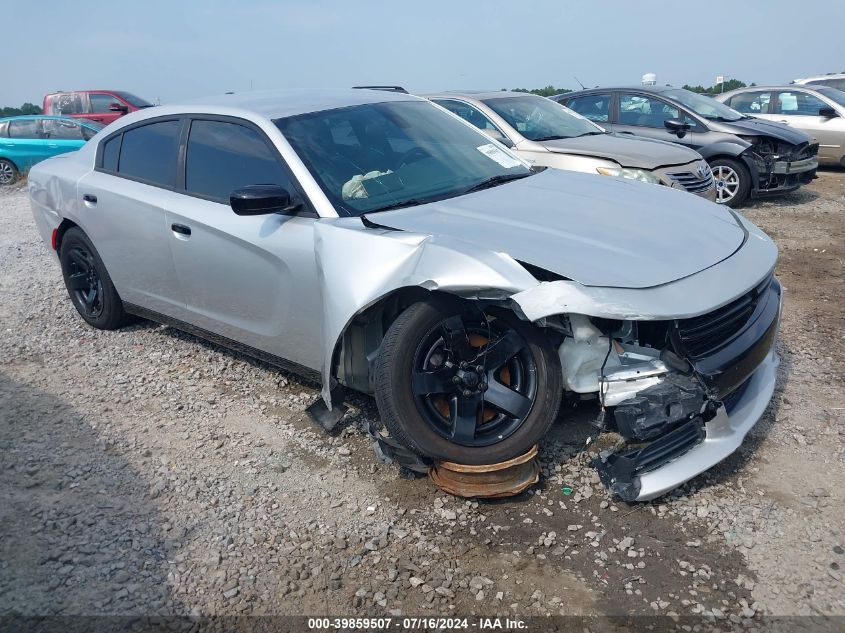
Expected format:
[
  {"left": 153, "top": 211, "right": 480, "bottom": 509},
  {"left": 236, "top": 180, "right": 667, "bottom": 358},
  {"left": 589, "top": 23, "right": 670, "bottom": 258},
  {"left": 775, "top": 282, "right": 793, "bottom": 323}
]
[
  {"left": 101, "top": 135, "right": 121, "bottom": 171},
  {"left": 117, "top": 120, "right": 181, "bottom": 187},
  {"left": 8, "top": 119, "right": 40, "bottom": 139},
  {"left": 185, "top": 119, "right": 289, "bottom": 202},
  {"left": 565, "top": 94, "right": 611, "bottom": 122}
]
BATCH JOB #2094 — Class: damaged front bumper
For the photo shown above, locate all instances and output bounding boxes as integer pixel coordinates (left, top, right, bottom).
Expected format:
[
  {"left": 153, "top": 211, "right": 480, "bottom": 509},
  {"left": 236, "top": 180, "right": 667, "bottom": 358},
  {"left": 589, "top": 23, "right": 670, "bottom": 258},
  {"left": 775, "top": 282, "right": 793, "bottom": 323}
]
[{"left": 594, "top": 348, "right": 778, "bottom": 501}]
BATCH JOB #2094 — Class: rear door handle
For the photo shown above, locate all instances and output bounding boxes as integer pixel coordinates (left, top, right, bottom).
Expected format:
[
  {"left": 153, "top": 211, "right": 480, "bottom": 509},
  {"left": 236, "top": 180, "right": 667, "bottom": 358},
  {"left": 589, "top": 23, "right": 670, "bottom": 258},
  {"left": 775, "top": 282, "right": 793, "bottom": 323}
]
[
  {"left": 171, "top": 223, "right": 191, "bottom": 236},
  {"left": 82, "top": 194, "right": 97, "bottom": 205}
]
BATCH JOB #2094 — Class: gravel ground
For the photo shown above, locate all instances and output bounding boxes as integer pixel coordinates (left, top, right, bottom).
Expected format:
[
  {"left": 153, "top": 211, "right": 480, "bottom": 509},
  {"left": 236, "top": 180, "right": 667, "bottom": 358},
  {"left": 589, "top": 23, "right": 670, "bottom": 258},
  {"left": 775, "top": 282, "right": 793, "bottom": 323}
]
[{"left": 1, "top": 172, "right": 843, "bottom": 622}]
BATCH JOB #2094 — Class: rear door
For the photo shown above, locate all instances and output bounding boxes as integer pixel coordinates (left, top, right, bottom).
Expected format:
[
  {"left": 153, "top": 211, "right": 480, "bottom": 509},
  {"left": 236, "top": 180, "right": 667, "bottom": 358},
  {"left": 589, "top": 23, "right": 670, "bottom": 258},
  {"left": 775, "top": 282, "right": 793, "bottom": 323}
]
[
  {"left": 5, "top": 118, "right": 48, "bottom": 169},
  {"left": 77, "top": 117, "right": 187, "bottom": 317},
  {"left": 774, "top": 89, "right": 842, "bottom": 163},
  {"left": 165, "top": 116, "right": 322, "bottom": 366}
]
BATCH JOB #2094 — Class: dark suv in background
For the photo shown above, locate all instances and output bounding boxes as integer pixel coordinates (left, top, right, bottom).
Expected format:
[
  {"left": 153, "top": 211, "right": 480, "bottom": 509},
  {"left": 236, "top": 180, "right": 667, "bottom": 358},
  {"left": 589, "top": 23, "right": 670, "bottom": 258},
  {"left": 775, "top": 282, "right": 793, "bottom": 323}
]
[{"left": 555, "top": 86, "right": 818, "bottom": 206}]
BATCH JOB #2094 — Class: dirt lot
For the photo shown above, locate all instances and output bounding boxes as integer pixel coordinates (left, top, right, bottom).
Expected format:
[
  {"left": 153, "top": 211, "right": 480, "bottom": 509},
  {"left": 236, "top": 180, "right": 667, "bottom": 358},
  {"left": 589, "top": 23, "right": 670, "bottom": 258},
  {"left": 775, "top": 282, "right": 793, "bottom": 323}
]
[{"left": 1, "top": 172, "right": 843, "bottom": 624}]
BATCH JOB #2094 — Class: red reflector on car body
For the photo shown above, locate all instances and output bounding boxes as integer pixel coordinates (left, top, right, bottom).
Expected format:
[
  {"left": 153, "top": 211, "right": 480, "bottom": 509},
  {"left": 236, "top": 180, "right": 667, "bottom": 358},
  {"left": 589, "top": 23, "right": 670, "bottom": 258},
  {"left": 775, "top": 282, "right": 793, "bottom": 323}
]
[{"left": 51, "top": 228, "right": 58, "bottom": 250}]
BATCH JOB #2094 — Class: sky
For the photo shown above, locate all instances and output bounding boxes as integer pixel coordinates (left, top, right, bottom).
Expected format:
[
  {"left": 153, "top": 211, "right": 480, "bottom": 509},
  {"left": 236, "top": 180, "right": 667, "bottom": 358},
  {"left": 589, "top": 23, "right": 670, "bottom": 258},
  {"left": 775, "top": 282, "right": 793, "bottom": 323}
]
[{"left": 5, "top": 0, "right": 844, "bottom": 106}]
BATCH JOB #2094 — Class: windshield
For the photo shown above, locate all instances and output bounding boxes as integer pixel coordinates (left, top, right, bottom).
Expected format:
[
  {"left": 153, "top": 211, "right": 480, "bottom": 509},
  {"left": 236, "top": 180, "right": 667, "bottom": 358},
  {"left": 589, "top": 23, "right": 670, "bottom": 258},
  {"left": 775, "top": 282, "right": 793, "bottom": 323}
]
[
  {"left": 275, "top": 100, "right": 532, "bottom": 216},
  {"left": 817, "top": 87, "right": 845, "bottom": 108},
  {"left": 482, "top": 95, "right": 604, "bottom": 141},
  {"left": 113, "top": 91, "right": 154, "bottom": 108},
  {"left": 661, "top": 89, "right": 744, "bottom": 121}
]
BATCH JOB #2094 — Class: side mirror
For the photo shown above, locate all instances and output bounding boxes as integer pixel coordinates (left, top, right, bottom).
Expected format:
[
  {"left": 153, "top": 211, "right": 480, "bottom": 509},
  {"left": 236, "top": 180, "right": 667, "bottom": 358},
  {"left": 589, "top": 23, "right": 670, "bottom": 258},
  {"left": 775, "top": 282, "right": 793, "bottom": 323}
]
[
  {"left": 480, "top": 128, "right": 515, "bottom": 148},
  {"left": 664, "top": 118, "right": 692, "bottom": 137},
  {"left": 109, "top": 102, "right": 129, "bottom": 113},
  {"left": 819, "top": 107, "right": 839, "bottom": 118},
  {"left": 230, "top": 184, "right": 301, "bottom": 216}
]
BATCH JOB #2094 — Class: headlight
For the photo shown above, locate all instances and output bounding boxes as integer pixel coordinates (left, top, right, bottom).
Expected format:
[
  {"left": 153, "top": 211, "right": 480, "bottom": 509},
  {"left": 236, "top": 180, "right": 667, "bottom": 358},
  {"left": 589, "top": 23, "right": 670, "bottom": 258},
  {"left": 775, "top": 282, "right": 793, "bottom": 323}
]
[{"left": 596, "top": 166, "right": 661, "bottom": 184}]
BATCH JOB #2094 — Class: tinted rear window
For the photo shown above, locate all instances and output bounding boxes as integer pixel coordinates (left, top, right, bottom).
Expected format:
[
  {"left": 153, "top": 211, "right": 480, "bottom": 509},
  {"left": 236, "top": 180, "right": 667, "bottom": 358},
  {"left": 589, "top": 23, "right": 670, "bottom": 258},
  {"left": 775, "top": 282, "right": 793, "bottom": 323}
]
[
  {"left": 117, "top": 120, "right": 181, "bottom": 187},
  {"left": 101, "top": 135, "right": 121, "bottom": 171}
]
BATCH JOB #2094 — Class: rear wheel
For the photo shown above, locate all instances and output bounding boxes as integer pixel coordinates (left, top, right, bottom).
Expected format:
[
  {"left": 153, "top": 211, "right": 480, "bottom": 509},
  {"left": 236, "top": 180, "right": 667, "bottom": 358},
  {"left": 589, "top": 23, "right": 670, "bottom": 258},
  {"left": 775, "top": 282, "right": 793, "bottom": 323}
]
[
  {"left": 710, "top": 157, "right": 751, "bottom": 207},
  {"left": 59, "top": 228, "right": 134, "bottom": 330},
  {"left": 374, "top": 298, "right": 562, "bottom": 465},
  {"left": 0, "top": 159, "right": 18, "bottom": 186}
]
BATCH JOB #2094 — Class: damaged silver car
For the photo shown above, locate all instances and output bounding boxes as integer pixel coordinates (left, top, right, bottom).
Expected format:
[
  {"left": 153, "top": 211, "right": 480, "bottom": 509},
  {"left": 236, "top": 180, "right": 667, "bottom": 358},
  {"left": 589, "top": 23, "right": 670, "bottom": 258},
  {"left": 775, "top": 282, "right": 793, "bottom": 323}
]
[{"left": 27, "top": 89, "right": 781, "bottom": 502}]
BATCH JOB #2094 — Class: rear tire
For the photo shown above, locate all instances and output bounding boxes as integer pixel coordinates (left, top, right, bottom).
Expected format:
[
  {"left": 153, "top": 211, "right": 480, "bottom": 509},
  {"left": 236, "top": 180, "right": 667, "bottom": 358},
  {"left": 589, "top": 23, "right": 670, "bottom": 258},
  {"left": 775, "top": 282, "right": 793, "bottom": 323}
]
[
  {"left": 0, "top": 159, "right": 18, "bottom": 186},
  {"left": 374, "top": 297, "right": 562, "bottom": 465},
  {"left": 59, "top": 228, "right": 135, "bottom": 330},
  {"left": 709, "top": 157, "right": 751, "bottom": 207}
]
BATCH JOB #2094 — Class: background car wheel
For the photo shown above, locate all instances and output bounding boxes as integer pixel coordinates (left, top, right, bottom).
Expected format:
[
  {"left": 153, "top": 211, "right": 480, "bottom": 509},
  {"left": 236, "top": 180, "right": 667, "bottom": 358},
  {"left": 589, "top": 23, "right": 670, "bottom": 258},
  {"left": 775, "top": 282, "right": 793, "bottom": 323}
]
[
  {"left": 374, "top": 297, "right": 562, "bottom": 465},
  {"left": 0, "top": 159, "right": 19, "bottom": 186},
  {"left": 59, "top": 228, "right": 135, "bottom": 330},
  {"left": 709, "top": 158, "right": 751, "bottom": 207}
]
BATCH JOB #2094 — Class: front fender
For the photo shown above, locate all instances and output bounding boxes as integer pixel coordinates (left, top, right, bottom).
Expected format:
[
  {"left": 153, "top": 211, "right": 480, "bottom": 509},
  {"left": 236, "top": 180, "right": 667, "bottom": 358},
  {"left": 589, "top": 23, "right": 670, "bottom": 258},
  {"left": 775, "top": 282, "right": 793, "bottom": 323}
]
[
  {"left": 314, "top": 218, "right": 538, "bottom": 407},
  {"left": 697, "top": 140, "right": 749, "bottom": 161}
]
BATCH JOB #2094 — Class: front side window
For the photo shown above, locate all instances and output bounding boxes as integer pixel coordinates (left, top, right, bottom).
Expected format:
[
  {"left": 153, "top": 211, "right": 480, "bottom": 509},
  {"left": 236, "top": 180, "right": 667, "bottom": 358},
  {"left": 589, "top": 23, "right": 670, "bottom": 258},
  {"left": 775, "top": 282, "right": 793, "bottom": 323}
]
[
  {"left": 482, "top": 95, "right": 603, "bottom": 141},
  {"left": 275, "top": 100, "right": 532, "bottom": 216},
  {"left": 565, "top": 94, "right": 611, "bottom": 122},
  {"left": 185, "top": 119, "right": 291, "bottom": 202},
  {"left": 90, "top": 94, "right": 117, "bottom": 114},
  {"left": 434, "top": 99, "right": 501, "bottom": 132},
  {"left": 8, "top": 119, "right": 40, "bottom": 139},
  {"left": 113, "top": 91, "right": 154, "bottom": 108},
  {"left": 777, "top": 91, "right": 828, "bottom": 116},
  {"left": 726, "top": 91, "right": 773, "bottom": 114},
  {"left": 42, "top": 119, "right": 85, "bottom": 140},
  {"left": 619, "top": 94, "right": 679, "bottom": 128},
  {"left": 116, "top": 120, "right": 181, "bottom": 187}
]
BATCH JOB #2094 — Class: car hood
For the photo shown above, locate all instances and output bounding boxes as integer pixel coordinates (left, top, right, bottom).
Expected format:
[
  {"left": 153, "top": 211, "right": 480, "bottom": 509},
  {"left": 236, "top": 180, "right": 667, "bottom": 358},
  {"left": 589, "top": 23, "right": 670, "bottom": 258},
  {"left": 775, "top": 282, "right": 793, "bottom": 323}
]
[
  {"left": 371, "top": 169, "right": 745, "bottom": 289},
  {"left": 710, "top": 116, "right": 812, "bottom": 145},
  {"left": 538, "top": 133, "right": 701, "bottom": 169}
]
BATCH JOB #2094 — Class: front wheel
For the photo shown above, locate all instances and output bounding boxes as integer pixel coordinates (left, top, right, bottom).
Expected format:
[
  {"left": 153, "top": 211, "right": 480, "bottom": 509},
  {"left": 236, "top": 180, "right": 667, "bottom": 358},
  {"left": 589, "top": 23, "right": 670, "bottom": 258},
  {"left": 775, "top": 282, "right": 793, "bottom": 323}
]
[
  {"left": 709, "top": 157, "right": 751, "bottom": 207},
  {"left": 374, "top": 298, "right": 562, "bottom": 465}
]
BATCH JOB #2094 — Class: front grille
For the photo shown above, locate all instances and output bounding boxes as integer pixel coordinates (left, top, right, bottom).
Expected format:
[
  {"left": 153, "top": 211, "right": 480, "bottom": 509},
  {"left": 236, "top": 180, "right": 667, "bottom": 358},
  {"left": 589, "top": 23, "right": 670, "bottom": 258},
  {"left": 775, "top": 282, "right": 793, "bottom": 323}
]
[
  {"left": 666, "top": 165, "right": 715, "bottom": 193},
  {"left": 631, "top": 419, "right": 705, "bottom": 475},
  {"left": 675, "top": 274, "right": 772, "bottom": 358},
  {"left": 776, "top": 141, "right": 819, "bottom": 161}
]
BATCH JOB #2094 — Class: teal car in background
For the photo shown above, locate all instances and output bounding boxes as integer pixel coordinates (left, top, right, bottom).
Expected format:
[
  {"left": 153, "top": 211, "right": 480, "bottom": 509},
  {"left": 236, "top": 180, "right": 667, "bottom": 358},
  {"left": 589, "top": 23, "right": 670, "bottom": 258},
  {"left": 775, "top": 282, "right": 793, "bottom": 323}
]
[{"left": 0, "top": 115, "right": 103, "bottom": 185}]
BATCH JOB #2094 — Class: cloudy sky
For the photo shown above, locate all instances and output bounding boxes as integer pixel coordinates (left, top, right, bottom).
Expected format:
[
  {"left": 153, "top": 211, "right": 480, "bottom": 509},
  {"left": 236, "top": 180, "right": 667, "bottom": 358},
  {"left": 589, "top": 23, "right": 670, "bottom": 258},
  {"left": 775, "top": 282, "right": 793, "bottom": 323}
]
[{"left": 5, "top": 0, "right": 844, "bottom": 106}]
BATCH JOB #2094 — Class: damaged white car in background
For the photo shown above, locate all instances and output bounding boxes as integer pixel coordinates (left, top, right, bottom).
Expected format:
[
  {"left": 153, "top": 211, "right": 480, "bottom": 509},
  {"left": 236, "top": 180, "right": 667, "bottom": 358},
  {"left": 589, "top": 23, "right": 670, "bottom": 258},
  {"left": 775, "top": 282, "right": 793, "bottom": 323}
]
[{"left": 27, "top": 89, "right": 781, "bottom": 502}]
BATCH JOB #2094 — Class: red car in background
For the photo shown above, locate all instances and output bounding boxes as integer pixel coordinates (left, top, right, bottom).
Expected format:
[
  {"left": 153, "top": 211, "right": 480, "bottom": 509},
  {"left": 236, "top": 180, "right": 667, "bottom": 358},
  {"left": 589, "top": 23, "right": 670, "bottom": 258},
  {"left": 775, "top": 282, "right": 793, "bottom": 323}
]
[{"left": 42, "top": 90, "right": 154, "bottom": 126}]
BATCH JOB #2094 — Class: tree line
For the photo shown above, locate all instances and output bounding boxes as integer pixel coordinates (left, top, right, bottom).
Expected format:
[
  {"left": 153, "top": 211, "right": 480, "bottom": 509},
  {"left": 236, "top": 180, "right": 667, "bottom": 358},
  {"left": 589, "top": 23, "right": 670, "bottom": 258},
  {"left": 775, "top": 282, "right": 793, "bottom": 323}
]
[
  {"left": 504, "top": 79, "right": 752, "bottom": 96},
  {"left": 1, "top": 103, "right": 43, "bottom": 117}
]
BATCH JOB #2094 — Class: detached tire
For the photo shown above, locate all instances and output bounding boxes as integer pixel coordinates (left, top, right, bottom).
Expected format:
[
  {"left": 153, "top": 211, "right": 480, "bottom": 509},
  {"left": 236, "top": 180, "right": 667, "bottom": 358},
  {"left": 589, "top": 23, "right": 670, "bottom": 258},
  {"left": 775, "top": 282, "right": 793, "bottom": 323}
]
[
  {"left": 374, "top": 298, "right": 562, "bottom": 465},
  {"left": 710, "top": 157, "right": 751, "bottom": 207},
  {"left": 59, "top": 227, "right": 134, "bottom": 330}
]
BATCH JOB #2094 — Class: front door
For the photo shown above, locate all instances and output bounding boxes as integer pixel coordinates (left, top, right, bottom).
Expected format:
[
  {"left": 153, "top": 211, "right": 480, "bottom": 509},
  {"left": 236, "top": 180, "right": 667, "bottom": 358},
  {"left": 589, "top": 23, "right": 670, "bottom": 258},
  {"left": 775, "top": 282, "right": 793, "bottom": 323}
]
[
  {"left": 612, "top": 93, "right": 702, "bottom": 149},
  {"left": 165, "top": 117, "right": 323, "bottom": 368},
  {"left": 775, "top": 89, "right": 844, "bottom": 164}
]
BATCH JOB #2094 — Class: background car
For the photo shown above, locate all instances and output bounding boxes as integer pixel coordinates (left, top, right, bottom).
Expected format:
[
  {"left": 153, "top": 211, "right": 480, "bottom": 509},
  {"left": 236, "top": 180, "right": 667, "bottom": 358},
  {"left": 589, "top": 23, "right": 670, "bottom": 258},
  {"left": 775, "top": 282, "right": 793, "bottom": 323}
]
[
  {"left": 42, "top": 90, "right": 154, "bottom": 126},
  {"left": 793, "top": 72, "right": 845, "bottom": 92},
  {"left": 716, "top": 85, "right": 845, "bottom": 167},
  {"left": 555, "top": 86, "right": 819, "bottom": 206},
  {"left": 0, "top": 115, "right": 103, "bottom": 185},
  {"left": 426, "top": 91, "right": 715, "bottom": 200}
]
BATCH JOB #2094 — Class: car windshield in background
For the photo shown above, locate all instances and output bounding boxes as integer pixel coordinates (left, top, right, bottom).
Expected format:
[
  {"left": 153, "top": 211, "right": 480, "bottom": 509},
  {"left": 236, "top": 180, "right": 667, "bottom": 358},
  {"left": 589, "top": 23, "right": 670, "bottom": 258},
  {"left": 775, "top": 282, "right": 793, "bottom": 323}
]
[
  {"left": 817, "top": 87, "right": 845, "bottom": 108},
  {"left": 113, "top": 91, "right": 154, "bottom": 108},
  {"left": 275, "top": 100, "right": 532, "bottom": 216},
  {"left": 482, "top": 95, "right": 604, "bottom": 141},
  {"left": 662, "top": 89, "right": 745, "bottom": 122}
]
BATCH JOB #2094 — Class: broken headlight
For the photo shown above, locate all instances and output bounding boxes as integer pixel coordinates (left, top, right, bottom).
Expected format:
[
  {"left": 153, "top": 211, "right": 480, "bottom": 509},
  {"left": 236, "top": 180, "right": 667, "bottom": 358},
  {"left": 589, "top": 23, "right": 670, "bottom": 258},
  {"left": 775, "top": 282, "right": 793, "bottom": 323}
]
[{"left": 596, "top": 166, "right": 661, "bottom": 185}]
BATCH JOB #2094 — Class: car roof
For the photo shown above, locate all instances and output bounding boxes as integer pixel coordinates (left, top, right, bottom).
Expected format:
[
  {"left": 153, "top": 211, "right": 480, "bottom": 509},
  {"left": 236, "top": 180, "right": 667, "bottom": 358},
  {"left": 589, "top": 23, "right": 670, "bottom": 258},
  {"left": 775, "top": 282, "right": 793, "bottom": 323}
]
[
  {"left": 171, "top": 88, "right": 421, "bottom": 119},
  {"left": 424, "top": 90, "right": 540, "bottom": 101},
  {"left": 0, "top": 114, "right": 101, "bottom": 126},
  {"left": 794, "top": 73, "right": 845, "bottom": 83},
  {"left": 562, "top": 86, "right": 680, "bottom": 96}
]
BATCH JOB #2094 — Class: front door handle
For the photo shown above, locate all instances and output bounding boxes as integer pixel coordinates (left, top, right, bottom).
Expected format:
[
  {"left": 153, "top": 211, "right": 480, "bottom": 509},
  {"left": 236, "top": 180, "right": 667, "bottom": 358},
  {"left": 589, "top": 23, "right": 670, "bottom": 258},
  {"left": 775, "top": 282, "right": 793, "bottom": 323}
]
[
  {"left": 82, "top": 194, "right": 97, "bottom": 205},
  {"left": 171, "top": 223, "right": 191, "bottom": 237}
]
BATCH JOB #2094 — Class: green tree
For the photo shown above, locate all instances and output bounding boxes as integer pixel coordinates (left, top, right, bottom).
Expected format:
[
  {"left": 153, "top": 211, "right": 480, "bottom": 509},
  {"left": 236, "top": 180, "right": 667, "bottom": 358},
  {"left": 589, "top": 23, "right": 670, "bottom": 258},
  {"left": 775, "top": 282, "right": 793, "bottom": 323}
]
[
  {"left": 1, "top": 102, "right": 43, "bottom": 117},
  {"left": 511, "top": 85, "right": 571, "bottom": 97},
  {"left": 682, "top": 79, "right": 748, "bottom": 94}
]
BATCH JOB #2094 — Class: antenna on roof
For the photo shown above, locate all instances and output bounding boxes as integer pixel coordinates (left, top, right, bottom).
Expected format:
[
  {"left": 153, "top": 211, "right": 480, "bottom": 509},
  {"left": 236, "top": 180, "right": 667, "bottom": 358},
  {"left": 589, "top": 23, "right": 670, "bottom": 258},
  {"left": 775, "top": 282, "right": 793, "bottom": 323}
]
[{"left": 573, "top": 76, "right": 586, "bottom": 90}]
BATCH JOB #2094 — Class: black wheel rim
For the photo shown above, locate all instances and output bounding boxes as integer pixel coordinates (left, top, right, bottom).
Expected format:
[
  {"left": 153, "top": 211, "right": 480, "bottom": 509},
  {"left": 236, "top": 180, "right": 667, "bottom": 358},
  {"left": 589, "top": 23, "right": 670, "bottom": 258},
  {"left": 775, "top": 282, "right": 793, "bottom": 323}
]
[
  {"left": 411, "top": 314, "right": 538, "bottom": 448},
  {"left": 66, "top": 246, "right": 104, "bottom": 319}
]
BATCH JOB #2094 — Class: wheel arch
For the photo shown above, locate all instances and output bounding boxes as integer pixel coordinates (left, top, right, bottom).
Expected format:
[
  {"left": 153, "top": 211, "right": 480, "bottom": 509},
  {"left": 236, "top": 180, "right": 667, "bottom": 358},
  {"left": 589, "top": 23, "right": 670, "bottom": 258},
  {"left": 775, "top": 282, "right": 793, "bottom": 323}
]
[{"left": 54, "top": 218, "right": 81, "bottom": 251}]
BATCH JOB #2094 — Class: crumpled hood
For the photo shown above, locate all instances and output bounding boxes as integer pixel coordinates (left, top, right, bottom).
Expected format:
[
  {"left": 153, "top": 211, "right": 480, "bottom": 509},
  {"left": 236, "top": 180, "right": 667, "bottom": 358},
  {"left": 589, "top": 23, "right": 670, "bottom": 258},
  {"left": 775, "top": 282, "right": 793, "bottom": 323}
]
[
  {"left": 539, "top": 133, "right": 702, "bottom": 169},
  {"left": 371, "top": 169, "right": 745, "bottom": 289},
  {"left": 714, "top": 116, "right": 812, "bottom": 145}
]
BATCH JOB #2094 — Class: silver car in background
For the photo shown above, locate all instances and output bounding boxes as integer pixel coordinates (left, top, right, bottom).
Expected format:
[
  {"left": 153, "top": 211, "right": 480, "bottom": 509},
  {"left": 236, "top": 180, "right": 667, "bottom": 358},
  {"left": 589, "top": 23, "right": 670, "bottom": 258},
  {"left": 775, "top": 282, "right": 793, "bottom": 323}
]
[
  {"left": 716, "top": 85, "right": 845, "bottom": 167},
  {"left": 28, "top": 89, "right": 780, "bottom": 501},
  {"left": 425, "top": 91, "right": 715, "bottom": 201}
]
